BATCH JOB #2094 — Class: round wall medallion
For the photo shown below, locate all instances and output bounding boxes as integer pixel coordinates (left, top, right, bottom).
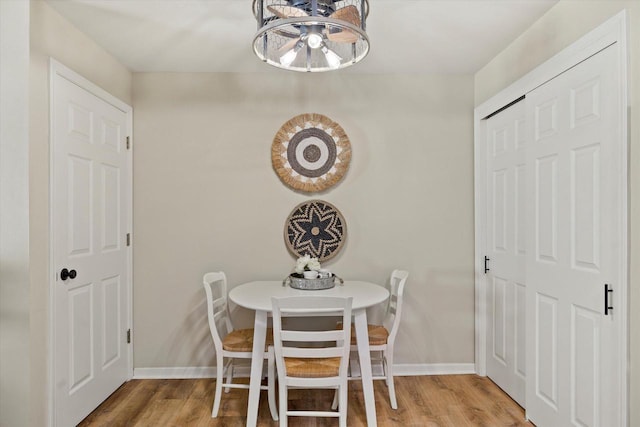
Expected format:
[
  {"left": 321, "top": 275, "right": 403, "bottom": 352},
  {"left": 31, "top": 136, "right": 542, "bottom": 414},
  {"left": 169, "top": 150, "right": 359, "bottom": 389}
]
[
  {"left": 284, "top": 200, "right": 347, "bottom": 262},
  {"left": 272, "top": 113, "right": 351, "bottom": 192}
]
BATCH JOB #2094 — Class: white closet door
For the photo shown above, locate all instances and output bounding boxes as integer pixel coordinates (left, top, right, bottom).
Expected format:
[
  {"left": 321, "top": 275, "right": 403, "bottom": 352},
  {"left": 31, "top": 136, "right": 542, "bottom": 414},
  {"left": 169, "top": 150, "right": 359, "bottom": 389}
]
[
  {"left": 484, "top": 99, "right": 527, "bottom": 407},
  {"left": 525, "top": 44, "right": 622, "bottom": 427}
]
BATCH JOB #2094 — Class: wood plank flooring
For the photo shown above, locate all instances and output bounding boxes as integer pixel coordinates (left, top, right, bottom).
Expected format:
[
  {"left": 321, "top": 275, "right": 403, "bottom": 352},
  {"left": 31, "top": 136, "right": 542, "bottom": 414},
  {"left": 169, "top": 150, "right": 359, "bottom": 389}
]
[{"left": 78, "top": 375, "right": 533, "bottom": 426}]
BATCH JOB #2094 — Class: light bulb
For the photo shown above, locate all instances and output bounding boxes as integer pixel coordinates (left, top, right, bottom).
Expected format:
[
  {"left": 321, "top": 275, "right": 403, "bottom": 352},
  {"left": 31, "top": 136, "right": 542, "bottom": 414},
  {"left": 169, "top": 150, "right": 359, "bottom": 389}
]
[
  {"left": 307, "top": 33, "right": 323, "bottom": 49},
  {"left": 280, "top": 41, "right": 303, "bottom": 67},
  {"left": 279, "top": 48, "right": 298, "bottom": 66},
  {"left": 322, "top": 46, "right": 342, "bottom": 69}
]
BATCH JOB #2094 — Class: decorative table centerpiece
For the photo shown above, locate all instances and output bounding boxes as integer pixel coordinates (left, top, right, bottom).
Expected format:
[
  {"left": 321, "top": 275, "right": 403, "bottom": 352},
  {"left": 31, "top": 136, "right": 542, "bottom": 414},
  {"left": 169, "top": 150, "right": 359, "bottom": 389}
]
[{"left": 283, "top": 255, "right": 343, "bottom": 290}]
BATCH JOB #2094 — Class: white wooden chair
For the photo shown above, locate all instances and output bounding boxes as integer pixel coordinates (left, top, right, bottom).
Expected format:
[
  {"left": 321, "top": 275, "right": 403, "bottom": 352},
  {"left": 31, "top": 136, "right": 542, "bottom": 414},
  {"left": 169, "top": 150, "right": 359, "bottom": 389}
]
[
  {"left": 271, "top": 296, "right": 353, "bottom": 427},
  {"left": 203, "top": 272, "right": 278, "bottom": 420},
  {"left": 342, "top": 269, "right": 408, "bottom": 409}
]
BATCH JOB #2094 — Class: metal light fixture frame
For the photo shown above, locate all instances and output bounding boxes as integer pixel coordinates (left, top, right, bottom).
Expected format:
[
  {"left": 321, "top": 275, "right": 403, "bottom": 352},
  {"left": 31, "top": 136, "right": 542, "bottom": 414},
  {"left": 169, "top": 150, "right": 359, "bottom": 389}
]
[{"left": 252, "top": 0, "right": 370, "bottom": 72}]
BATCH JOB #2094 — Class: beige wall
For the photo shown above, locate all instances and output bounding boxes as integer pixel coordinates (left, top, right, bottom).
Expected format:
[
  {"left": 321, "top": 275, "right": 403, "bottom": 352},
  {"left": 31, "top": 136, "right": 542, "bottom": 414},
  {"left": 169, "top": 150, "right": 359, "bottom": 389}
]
[
  {"left": 1, "top": 3, "right": 30, "bottom": 427},
  {"left": 28, "top": 1, "right": 132, "bottom": 425},
  {"left": 474, "top": 1, "right": 640, "bottom": 424},
  {"left": 132, "top": 72, "right": 475, "bottom": 368}
]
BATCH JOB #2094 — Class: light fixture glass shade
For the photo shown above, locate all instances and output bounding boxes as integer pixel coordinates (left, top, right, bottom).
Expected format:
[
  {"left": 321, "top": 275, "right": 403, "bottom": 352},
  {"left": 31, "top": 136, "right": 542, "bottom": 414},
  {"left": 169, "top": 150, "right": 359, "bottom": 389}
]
[{"left": 252, "top": 0, "right": 370, "bottom": 72}]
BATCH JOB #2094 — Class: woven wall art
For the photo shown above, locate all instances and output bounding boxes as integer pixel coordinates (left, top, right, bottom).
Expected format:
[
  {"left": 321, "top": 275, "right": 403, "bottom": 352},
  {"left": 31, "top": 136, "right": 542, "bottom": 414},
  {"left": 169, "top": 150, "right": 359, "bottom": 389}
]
[
  {"left": 284, "top": 200, "right": 346, "bottom": 262},
  {"left": 272, "top": 113, "right": 351, "bottom": 193}
]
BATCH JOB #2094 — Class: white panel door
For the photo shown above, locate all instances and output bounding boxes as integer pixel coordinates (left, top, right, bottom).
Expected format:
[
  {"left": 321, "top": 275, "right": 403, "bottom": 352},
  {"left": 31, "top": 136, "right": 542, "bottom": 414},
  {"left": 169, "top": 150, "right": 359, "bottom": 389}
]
[
  {"left": 485, "top": 99, "right": 527, "bottom": 407},
  {"left": 525, "top": 44, "right": 622, "bottom": 427},
  {"left": 52, "top": 73, "right": 131, "bottom": 427}
]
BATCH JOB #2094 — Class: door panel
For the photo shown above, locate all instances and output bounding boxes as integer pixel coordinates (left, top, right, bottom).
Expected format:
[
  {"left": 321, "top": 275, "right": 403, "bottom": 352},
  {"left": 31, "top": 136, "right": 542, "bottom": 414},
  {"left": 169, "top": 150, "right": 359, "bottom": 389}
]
[
  {"left": 535, "top": 292, "right": 558, "bottom": 408},
  {"left": 68, "top": 155, "right": 93, "bottom": 255},
  {"left": 571, "top": 144, "right": 600, "bottom": 271},
  {"left": 102, "top": 275, "right": 122, "bottom": 367},
  {"left": 493, "top": 169, "right": 508, "bottom": 252},
  {"left": 101, "top": 164, "right": 121, "bottom": 252},
  {"left": 572, "top": 305, "right": 599, "bottom": 427},
  {"left": 535, "top": 154, "right": 558, "bottom": 263},
  {"left": 492, "top": 277, "right": 507, "bottom": 363},
  {"left": 514, "top": 282, "right": 526, "bottom": 379},
  {"left": 515, "top": 164, "right": 527, "bottom": 254},
  {"left": 69, "top": 283, "right": 94, "bottom": 391},
  {"left": 53, "top": 73, "right": 130, "bottom": 427}
]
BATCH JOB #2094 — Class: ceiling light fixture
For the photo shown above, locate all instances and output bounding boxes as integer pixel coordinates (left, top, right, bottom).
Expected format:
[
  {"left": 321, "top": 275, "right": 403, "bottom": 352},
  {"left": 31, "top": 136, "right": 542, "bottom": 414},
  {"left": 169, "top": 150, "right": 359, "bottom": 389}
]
[{"left": 252, "top": 0, "right": 370, "bottom": 72}]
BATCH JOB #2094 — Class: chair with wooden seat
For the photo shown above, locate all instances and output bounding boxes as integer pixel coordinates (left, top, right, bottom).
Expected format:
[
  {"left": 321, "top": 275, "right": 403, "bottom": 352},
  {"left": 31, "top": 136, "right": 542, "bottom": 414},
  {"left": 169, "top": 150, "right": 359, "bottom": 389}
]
[
  {"left": 343, "top": 269, "right": 408, "bottom": 410},
  {"left": 203, "top": 272, "right": 277, "bottom": 420},
  {"left": 271, "top": 296, "right": 353, "bottom": 427}
]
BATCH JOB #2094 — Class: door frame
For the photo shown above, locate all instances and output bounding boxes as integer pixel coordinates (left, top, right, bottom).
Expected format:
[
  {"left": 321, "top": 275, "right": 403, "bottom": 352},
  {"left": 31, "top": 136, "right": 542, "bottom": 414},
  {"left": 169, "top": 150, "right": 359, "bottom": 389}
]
[
  {"left": 473, "top": 9, "right": 628, "bottom": 422},
  {"left": 48, "top": 59, "right": 133, "bottom": 426}
]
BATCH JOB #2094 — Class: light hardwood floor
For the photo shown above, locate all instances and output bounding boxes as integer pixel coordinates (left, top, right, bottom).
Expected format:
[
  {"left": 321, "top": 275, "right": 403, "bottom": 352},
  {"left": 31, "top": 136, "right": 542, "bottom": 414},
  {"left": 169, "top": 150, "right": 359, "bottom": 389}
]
[{"left": 78, "top": 375, "right": 533, "bottom": 426}]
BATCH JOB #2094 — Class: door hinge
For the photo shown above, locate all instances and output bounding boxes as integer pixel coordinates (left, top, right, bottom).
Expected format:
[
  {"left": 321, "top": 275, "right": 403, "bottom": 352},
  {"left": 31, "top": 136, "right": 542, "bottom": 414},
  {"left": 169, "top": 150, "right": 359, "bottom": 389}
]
[
  {"left": 126, "top": 233, "right": 131, "bottom": 246},
  {"left": 127, "top": 329, "right": 131, "bottom": 344},
  {"left": 126, "top": 136, "right": 130, "bottom": 150}
]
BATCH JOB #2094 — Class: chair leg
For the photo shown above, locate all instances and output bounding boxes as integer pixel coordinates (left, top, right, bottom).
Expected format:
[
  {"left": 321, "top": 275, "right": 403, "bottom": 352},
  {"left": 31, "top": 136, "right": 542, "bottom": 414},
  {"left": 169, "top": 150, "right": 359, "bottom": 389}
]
[
  {"left": 224, "top": 361, "right": 234, "bottom": 393},
  {"left": 382, "top": 352, "right": 389, "bottom": 387},
  {"left": 211, "top": 354, "right": 224, "bottom": 417},
  {"left": 278, "top": 383, "right": 288, "bottom": 427},
  {"left": 385, "top": 349, "right": 398, "bottom": 409},
  {"left": 267, "top": 348, "right": 279, "bottom": 421},
  {"left": 338, "top": 380, "right": 348, "bottom": 427},
  {"left": 333, "top": 348, "right": 357, "bottom": 410},
  {"left": 349, "top": 350, "right": 361, "bottom": 377}
]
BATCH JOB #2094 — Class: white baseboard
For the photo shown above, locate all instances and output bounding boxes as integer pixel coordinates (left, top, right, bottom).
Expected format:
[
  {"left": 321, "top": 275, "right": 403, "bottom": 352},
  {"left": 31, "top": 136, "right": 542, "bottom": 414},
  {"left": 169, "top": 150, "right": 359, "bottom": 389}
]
[
  {"left": 392, "top": 363, "right": 476, "bottom": 376},
  {"left": 133, "top": 363, "right": 476, "bottom": 380},
  {"left": 134, "top": 366, "right": 222, "bottom": 379}
]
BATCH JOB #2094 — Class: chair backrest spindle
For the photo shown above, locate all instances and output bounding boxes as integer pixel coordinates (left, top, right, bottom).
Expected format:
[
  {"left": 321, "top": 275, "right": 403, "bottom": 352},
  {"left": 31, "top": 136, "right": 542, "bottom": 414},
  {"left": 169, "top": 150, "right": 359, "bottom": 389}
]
[{"left": 384, "top": 270, "right": 409, "bottom": 342}]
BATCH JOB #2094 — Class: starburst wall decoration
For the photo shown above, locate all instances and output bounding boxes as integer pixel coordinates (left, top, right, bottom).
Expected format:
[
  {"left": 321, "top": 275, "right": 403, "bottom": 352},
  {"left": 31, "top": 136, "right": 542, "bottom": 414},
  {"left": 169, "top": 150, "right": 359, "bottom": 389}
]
[
  {"left": 272, "top": 113, "right": 351, "bottom": 193},
  {"left": 284, "top": 200, "right": 346, "bottom": 262}
]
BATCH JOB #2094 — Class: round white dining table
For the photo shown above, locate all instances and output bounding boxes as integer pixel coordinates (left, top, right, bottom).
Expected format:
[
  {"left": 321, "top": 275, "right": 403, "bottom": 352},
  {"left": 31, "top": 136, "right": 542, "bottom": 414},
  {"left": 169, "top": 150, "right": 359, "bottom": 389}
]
[{"left": 229, "top": 280, "right": 389, "bottom": 427}]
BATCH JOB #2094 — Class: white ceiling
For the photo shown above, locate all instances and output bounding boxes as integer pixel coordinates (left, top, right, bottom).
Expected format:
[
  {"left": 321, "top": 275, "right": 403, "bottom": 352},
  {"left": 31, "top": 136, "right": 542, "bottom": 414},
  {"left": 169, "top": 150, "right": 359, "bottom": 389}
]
[{"left": 46, "top": 0, "right": 559, "bottom": 74}]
